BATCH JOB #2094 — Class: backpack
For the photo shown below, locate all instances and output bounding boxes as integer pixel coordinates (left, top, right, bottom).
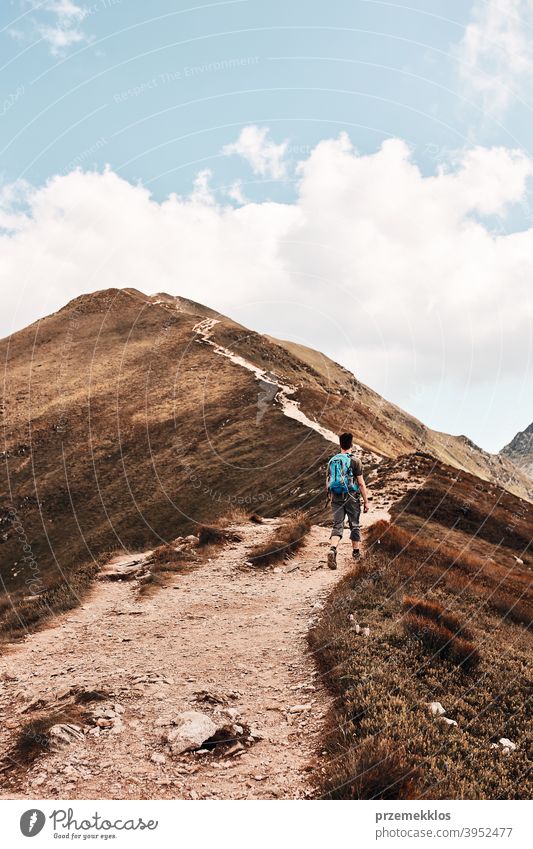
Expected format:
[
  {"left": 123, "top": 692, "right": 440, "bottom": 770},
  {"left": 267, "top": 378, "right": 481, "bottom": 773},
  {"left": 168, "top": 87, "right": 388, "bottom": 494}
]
[{"left": 327, "top": 452, "right": 359, "bottom": 495}]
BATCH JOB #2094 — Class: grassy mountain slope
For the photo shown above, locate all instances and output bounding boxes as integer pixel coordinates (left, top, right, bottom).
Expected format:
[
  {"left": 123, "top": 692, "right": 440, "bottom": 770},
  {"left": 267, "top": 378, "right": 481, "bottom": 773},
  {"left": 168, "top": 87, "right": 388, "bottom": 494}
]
[
  {"left": 0, "top": 288, "right": 331, "bottom": 636},
  {"left": 1, "top": 287, "right": 531, "bottom": 640},
  {"left": 271, "top": 337, "right": 532, "bottom": 498},
  {"left": 310, "top": 452, "right": 532, "bottom": 800}
]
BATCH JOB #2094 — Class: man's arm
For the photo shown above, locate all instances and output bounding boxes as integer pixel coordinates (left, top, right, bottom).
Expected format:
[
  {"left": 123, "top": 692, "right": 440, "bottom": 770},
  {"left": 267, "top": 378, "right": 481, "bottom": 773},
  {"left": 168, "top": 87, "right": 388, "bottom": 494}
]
[{"left": 357, "top": 475, "right": 370, "bottom": 513}]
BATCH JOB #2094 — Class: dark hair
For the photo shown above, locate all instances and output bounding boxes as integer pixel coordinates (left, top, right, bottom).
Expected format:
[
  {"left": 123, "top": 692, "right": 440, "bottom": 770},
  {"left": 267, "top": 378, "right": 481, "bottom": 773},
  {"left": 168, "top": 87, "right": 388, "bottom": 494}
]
[{"left": 339, "top": 432, "right": 353, "bottom": 450}]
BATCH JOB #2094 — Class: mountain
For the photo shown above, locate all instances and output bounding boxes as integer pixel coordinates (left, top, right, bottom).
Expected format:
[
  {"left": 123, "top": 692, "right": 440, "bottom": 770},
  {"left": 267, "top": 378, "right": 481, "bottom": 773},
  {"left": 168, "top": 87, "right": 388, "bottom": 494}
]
[
  {"left": 271, "top": 333, "right": 533, "bottom": 499},
  {"left": 1, "top": 286, "right": 532, "bottom": 638},
  {"left": 501, "top": 421, "right": 533, "bottom": 479},
  {"left": 1, "top": 286, "right": 531, "bottom": 802}
]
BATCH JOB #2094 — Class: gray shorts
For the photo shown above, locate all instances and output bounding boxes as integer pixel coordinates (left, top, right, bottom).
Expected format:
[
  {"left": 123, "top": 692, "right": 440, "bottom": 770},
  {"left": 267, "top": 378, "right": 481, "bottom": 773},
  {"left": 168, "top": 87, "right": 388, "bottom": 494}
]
[{"left": 330, "top": 492, "right": 361, "bottom": 542}]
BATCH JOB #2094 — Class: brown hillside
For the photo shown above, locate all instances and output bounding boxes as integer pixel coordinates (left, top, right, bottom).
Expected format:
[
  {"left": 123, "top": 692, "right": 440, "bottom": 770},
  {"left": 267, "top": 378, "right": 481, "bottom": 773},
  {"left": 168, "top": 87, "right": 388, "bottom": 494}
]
[
  {"left": 1, "top": 288, "right": 333, "bottom": 637},
  {"left": 1, "top": 287, "right": 531, "bottom": 639},
  {"left": 310, "top": 453, "right": 532, "bottom": 800},
  {"left": 271, "top": 337, "right": 532, "bottom": 498}
]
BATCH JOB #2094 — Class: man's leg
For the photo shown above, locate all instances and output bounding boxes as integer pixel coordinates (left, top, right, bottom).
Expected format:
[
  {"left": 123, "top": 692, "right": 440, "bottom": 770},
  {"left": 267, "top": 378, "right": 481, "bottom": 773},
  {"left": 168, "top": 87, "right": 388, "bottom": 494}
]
[
  {"left": 346, "top": 495, "right": 362, "bottom": 559},
  {"left": 328, "top": 497, "right": 344, "bottom": 569}
]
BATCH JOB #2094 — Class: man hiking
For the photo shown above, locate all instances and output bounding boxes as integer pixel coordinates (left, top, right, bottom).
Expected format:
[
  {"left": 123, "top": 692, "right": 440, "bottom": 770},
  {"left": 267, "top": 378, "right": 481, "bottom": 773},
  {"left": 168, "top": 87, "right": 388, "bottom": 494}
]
[{"left": 326, "top": 432, "right": 369, "bottom": 569}]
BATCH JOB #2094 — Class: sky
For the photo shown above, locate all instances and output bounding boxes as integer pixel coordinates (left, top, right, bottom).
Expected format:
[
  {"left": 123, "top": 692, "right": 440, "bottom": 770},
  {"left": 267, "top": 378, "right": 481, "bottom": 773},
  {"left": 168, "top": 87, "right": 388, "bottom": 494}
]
[{"left": 1, "top": 0, "right": 532, "bottom": 453}]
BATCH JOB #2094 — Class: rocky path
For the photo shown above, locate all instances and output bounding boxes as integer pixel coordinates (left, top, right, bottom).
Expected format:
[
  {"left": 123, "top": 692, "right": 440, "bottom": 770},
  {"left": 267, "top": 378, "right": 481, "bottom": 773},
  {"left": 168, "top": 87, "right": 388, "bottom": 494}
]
[
  {"left": 192, "top": 317, "right": 382, "bottom": 463},
  {"left": 0, "top": 518, "right": 375, "bottom": 800}
]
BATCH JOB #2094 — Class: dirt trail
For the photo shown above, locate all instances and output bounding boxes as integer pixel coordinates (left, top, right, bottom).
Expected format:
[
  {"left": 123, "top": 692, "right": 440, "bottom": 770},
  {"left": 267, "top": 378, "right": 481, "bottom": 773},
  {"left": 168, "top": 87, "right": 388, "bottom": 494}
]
[
  {"left": 192, "top": 318, "right": 382, "bottom": 463},
  {"left": 1, "top": 514, "right": 384, "bottom": 800}
]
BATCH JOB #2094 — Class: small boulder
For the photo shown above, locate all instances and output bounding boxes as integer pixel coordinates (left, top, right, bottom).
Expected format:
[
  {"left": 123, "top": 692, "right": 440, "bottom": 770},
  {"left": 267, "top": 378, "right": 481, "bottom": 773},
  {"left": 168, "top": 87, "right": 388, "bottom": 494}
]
[
  {"left": 428, "top": 701, "right": 446, "bottom": 717},
  {"left": 218, "top": 707, "right": 240, "bottom": 722},
  {"left": 48, "top": 723, "right": 84, "bottom": 750},
  {"left": 109, "top": 717, "right": 124, "bottom": 735},
  {"left": 248, "top": 727, "right": 263, "bottom": 741},
  {"left": 165, "top": 711, "right": 218, "bottom": 754},
  {"left": 492, "top": 737, "right": 517, "bottom": 755}
]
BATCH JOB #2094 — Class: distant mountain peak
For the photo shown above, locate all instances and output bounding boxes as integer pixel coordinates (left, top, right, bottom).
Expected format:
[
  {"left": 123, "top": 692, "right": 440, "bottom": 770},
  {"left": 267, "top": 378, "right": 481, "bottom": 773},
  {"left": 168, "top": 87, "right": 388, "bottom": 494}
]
[{"left": 500, "top": 422, "right": 533, "bottom": 479}]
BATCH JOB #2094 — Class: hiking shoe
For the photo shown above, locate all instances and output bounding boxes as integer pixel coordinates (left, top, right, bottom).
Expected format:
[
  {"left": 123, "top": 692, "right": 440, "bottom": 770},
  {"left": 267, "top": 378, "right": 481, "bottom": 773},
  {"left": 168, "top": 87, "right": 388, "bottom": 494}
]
[
  {"left": 327, "top": 547, "right": 337, "bottom": 570},
  {"left": 352, "top": 549, "right": 362, "bottom": 561}
]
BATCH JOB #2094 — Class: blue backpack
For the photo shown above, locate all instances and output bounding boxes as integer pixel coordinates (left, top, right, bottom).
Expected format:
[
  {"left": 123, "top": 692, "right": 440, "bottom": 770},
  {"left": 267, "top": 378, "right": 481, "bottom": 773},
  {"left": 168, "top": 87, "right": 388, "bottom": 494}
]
[{"left": 327, "top": 452, "right": 359, "bottom": 495}]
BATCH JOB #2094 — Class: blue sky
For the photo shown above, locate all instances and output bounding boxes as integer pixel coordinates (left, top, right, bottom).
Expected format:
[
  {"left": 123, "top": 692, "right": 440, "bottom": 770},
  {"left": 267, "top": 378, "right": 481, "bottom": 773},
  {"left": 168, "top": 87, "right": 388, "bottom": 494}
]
[
  {"left": 1, "top": 1, "right": 525, "bottom": 195},
  {"left": 1, "top": 0, "right": 533, "bottom": 452}
]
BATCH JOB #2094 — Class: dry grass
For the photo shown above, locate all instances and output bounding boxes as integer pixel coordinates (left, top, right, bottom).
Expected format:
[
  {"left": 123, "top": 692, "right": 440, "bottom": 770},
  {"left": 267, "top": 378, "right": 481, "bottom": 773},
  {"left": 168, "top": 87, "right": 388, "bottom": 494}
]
[
  {"left": 0, "top": 561, "right": 99, "bottom": 645},
  {"left": 402, "top": 596, "right": 473, "bottom": 640},
  {"left": 309, "top": 529, "right": 532, "bottom": 799},
  {"left": 247, "top": 511, "right": 311, "bottom": 567},
  {"left": 403, "top": 613, "right": 481, "bottom": 672},
  {"left": 137, "top": 549, "right": 195, "bottom": 598},
  {"left": 197, "top": 526, "right": 243, "bottom": 547},
  {"left": 2, "top": 704, "right": 88, "bottom": 778},
  {"left": 366, "top": 520, "right": 532, "bottom": 629},
  {"left": 0, "top": 288, "right": 332, "bottom": 638},
  {"left": 322, "top": 737, "right": 423, "bottom": 800},
  {"left": 151, "top": 543, "right": 184, "bottom": 565},
  {"left": 394, "top": 479, "right": 533, "bottom": 553}
]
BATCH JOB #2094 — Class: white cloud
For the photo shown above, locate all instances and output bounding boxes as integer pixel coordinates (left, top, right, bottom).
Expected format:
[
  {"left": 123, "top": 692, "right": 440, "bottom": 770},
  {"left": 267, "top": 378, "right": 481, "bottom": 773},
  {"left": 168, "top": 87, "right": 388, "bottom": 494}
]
[
  {"left": 13, "top": 1, "right": 89, "bottom": 56},
  {"left": 1, "top": 136, "right": 532, "bottom": 444},
  {"left": 224, "top": 180, "right": 248, "bottom": 205},
  {"left": 223, "top": 126, "right": 288, "bottom": 180},
  {"left": 457, "top": 0, "right": 533, "bottom": 114},
  {"left": 0, "top": 179, "right": 33, "bottom": 232},
  {"left": 189, "top": 168, "right": 215, "bottom": 205}
]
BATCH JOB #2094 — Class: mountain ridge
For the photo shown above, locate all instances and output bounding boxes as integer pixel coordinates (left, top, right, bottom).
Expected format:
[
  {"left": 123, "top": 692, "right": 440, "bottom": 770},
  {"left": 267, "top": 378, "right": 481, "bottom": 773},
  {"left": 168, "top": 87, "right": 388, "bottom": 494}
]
[
  {"left": 1, "top": 286, "right": 531, "bottom": 801},
  {"left": 1, "top": 286, "right": 532, "bottom": 639},
  {"left": 501, "top": 421, "right": 533, "bottom": 479}
]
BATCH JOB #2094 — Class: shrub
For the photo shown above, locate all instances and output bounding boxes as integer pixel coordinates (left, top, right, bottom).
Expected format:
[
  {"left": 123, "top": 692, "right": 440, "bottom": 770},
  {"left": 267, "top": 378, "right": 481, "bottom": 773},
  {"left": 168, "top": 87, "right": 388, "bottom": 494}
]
[
  {"left": 367, "top": 520, "right": 532, "bottom": 629},
  {"left": 402, "top": 596, "right": 473, "bottom": 640},
  {"left": 403, "top": 613, "right": 480, "bottom": 671},
  {"left": 3, "top": 704, "right": 87, "bottom": 776},
  {"left": 404, "top": 613, "right": 454, "bottom": 654},
  {"left": 247, "top": 511, "right": 311, "bottom": 567},
  {"left": 152, "top": 543, "right": 181, "bottom": 564},
  {"left": 197, "top": 526, "right": 243, "bottom": 547},
  {"left": 323, "top": 738, "right": 422, "bottom": 800},
  {"left": 366, "top": 519, "right": 413, "bottom": 555},
  {"left": 72, "top": 689, "right": 110, "bottom": 705},
  {"left": 449, "top": 636, "right": 482, "bottom": 672}
]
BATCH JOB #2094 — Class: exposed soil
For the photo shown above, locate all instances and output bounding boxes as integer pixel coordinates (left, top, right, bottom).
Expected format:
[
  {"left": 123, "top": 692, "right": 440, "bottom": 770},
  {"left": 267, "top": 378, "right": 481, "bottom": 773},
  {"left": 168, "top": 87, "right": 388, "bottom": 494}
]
[{"left": 0, "top": 513, "right": 381, "bottom": 800}]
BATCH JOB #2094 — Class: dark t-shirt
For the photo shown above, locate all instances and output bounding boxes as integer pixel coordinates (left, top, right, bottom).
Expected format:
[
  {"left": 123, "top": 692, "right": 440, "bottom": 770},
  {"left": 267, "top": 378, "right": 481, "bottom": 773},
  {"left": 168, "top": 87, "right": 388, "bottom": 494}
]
[{"left": 350, "top": 455, "right": 363, "bottom": 478}]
